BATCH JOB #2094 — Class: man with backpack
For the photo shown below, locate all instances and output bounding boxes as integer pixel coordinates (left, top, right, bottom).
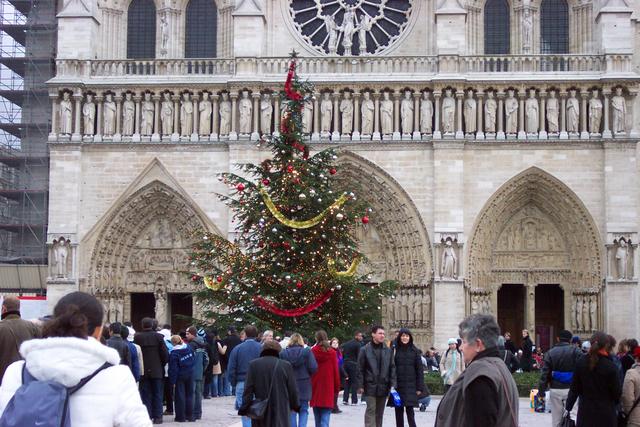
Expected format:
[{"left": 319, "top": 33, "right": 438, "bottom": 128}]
[
  {"left": 185, "top": 327, "right": 210, "bottom": 421},
  {"left": 135, "top": 317, "right": 169, "bottom": 424},
  {"left": 169, "top": 335, "right": 195, "bottom": 423},
  {"left": 439, "top": 338, "right": 465, "bottom": 393}
]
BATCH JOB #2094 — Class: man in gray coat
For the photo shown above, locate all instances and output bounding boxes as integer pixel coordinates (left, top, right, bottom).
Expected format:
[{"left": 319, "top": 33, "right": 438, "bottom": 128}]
[
  {"left": 357, "top": 325, "right": 396, "bottom": 427},
  {"left": 0, "top": 296, "right": 40, "bottom": 382}
]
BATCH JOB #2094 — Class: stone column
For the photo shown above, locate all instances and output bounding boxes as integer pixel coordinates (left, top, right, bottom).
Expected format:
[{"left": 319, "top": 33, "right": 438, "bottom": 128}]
[
  {"left": 95, "top": 95, "right": 103, "bottom": 141},
  {"left": 580, "top": 92, "right": 589, "bottom": 139},
  {"left": 352, "top": 92, "right": 361, "bottom": 141},
  {"left": 251, "top": 93, "right": 260, "bottom": 141},
  {"left": 517, "top": 93, "right": 526, "bottom": 139},
  {"left": 630, "top": 89, "right": 640, "bottom": 138},
  {"left": 114, "top": 94, "right": 122, "bottom": 141},
  {"left": 476, "top": 92, "right": 484, "bottom": 140},
  {"left": 49, "top": 94, "right": 58, "bottom": 139},
  {"left": 72, "top": 93, "right": 82, "bottom": 141},
  {"left": 525, "top": 283, "right": 536, "bottom": 333},
  {"left": 560, "top": 91, "right": 568, "bottom": 139},
  {"left": 152, "top": 94, "right": 161, "bottom": 142},
  {"left": 211, "top": 94, "right": 219, "bottom": 140},
  {"left": 433, "top": 91, "right": 442, "bottom": 139},
  {"left": 192, "top": 94, "right": 199, "bottom": 141},
  {"left": 603, "top": 89, "right": 612, "bottom": 139},
  {"left": 455, "top": 92, "right": 464, "bottom": 139},
  {"left": 312, "top": 92, "right": 320, "bottom": 141},
  {"left": 133, "top": 94, "right": 141, "bottom": 142},
  {"left": 171, "top": 94, "right": 180, "bottom": 141},
  {"left": 393, "top": 92, "right": 401, "bottom": 140},
  {"left": 539, "top": 91, "right": 547, "bottom": 139},
  {"left": 373, "top": 92, "right": 381, "bottom": 140},
  {"left": 332, "top": 92, "right": 340, "bottom": 141},
  {"left": 273, "top": 94, "right": 281, "bottom": 138},
  {"left": 229, "top": 92, "right": 238, "bottom": 140},
  {"left": 497, "top": 91, "right": 505, "bottom": 139},
  {"left": 412, "top": 92, "right": 421, "bottom": 140}
]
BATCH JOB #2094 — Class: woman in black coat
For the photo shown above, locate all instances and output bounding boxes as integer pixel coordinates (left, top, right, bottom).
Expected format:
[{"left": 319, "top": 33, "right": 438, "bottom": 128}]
[
  {"left": 566, "top": 332, "right": 622, "bottom": 427},
  {"left": 520, "top": 329, "right": 534, "bottom": 372},
  {"left": 388, "top": 328, "right": 425, "bottom": 427}
]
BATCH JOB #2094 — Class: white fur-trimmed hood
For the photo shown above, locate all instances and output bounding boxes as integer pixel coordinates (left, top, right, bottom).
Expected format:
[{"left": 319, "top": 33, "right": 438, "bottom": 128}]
[{"left": 19, "top": 337, "right": 121, "bottom": 387}]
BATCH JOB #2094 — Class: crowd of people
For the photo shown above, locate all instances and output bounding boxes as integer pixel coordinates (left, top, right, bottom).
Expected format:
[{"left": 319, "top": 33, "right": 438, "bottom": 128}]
[{"left": 0, "top": 292, "right": 640, "bottom": 427}]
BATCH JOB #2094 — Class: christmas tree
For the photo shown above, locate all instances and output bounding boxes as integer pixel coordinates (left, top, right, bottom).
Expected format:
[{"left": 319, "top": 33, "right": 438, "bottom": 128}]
[{"left": 189, "top": 53, "right": 396, "bottom": 336}]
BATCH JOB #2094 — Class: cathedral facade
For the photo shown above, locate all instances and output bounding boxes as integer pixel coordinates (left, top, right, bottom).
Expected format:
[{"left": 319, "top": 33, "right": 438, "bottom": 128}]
[{"left": 46, "top": 0, "right": 640, "bottom": 349}]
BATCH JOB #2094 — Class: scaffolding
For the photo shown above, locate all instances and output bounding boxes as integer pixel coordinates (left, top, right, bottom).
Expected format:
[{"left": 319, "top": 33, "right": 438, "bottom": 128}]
[{"left": 0, "top": 0, "right": 55, "bottom": 265}]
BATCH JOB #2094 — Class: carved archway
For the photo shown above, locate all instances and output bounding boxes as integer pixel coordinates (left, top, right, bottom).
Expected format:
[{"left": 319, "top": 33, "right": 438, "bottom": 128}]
[
  {"left": 466, "top": 167, "right": 603, "bottom": 334},
  {"left": 338, "top": 151, "right": 433, "bottom": 345},
  {"left": 85, "top": 180, "right": 211, "bottom": 322}
]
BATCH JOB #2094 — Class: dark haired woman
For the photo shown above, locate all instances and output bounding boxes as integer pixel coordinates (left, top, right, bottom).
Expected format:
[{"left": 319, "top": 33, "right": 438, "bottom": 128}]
[
  {"left": 310, "top": 330, "right": 340, "bottom": 427},
  {"left": 388, "top": 328, "right": 425, "bottom": 427},
  {"left": 566, "top": 331, "right": 623, "bottom": 426},
  {"left": 0, "top": 291, "right": 151, "bottom": 426}
]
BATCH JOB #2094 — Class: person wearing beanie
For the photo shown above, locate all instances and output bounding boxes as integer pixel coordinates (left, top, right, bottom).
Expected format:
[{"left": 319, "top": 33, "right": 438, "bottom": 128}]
[
  {"left": 537, "top": 329, "right": 583, "bottom": 427},
  {"left": 439, "top": 338, "right": 464, "bottom": 393}
]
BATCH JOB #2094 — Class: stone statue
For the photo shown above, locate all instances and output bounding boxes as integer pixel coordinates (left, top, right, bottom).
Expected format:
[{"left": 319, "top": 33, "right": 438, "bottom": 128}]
[
  {"left": 53, "top": 238, "right": 69, "bottom": 278},
  {"left": 441, "top": 240, "right": 457, "bottom": 279},
  {"left": 407, "top": 292, "right": 415, "bottom": 324},
  {"left": 154, "top": 289, "right": 167, "bottom": 324},
  {"left": 380, "top": 91, "right": 393, "bottom": 135},
  {"left": 525, "top": 89, "right": 539, "bottom": 133},
  {"left": 463, "top": 90, "right": 476, "bottom": 134},
  {"left": 361, "top": 91, "right": 374, "bottom": 135},
  {"left": 400, "top": 291, "right": 409, "bottom": 323},
  {"left": 420, "top": 91, "right": 433, "bottom": 134},
  {"left": 616, "top": 238, "right": 628, "bottom": 280},
  {"left": 199, "top": 92, "right": 212, "bottom": 135},
  {"left": 504, "top": 89, "right": 518, "bottom": 134},
  {"left": 442, "top": 89, "right": 455, "bottom": 134},
  {"left": 320, "top": 92, "right": 333, "bottom": 133},
  {"left": 180, "top": 92, "right": 193, "bottom": 136},
  {"left": 393, "top": 295, "right": 401, "bottom": 323},
  {"left": 482, "top": 295, "right": 491, "bottom": 314},
  {"left": 82, "top": 93, "right": 95, "bottom": 136},
  {"left": 340, "top": 92, "right": 354, "bottom": 134},
  {"left": 566, "top": 89, "right": 579, "bottom": 133},
  {"left": 324, "top": 15, "right": 339, "bottom": 54},
  {"left": 122, "top": 92, "right": 135, "bottom": 136},
  {"left": 471, "top": 295, "right": 480, "bottom": 314},
  {"left": 484, "top": 90, "right": 497, "bottom": 133},
  {"left": 238, "top": 90, "right": 252, "bottom": 135},
  {"left": 589, "top": 295, "right": 597, "bottom": 331},
  {"left": 358, "top": 14, "right": 372, "bottom": 54},
  {"left": 570, "top": 297, "right": 577, "bottom": 331},
  {"left": 612, "top": 87, "right": 626, "bottom": 134},
  {"left": 400, "top": 90, "right": 413, "bottom": 134},
  {"left": 219, "top": 92, "right": 231, "bottom": 135},
  {"left": 302, "top": 95, "right": 313, "bottom": 134},
  {"left": 522, "top": 8, "right": 532, "bottom": 52},
  {"left": 161, "top": 92, "right": 173, "bottom": 135},
  {"left": 340, "top": 6, "right": 357, "bottom": 55},
  {"left": 547, "top": 90, "right": 559, "bottom": 133},
  {"left": 574, "top": 297, "right": 582, "bottom": 331},
  {"left": 103, "top": 93, "right": 116, "bottom": 136},
  {"left": 59, "top": 92, "right": 73, "bottom": 135},
  {"left": 141, "top": 92, "right": 154, "bottom": 135},
  {"left": 421, "top": 290, "right": 431, "bottom": 324},
  {"left": 588, "top": 89, "right": 602, "bottom": 134},
  {"left": 160, "top": 13, "right": 169, "bottom": 56},
  {"left": 260, "top": 93, "right": 273, "bottom": 134},
  {"left": 412, "top": 291, "right": 421, "bottom": 324},
  {"left": 581, "top": 295, "right": 589, "bottom": 333}
]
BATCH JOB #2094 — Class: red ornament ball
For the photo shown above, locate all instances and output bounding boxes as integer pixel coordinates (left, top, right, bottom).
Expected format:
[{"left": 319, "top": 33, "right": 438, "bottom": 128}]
[
  {"left": 362, "top": 216, "right": 370, "bottom": 224},
  {"left": 216, "top": 276, "right": 223, "bottom": 283},
  {"left": 287, "top": 165, "right": 294, "bottom": 173},
  {"left": 329, "top": 168, "right": 337, "bottom": 175},
  {"left": 191, "top": 275, "right": 199, "bottom": 281},
  {"left": 296, "top": 281, "right": 303, "bottom": 288},
  {"left": 262, "top": 178, "right": 270, "bottom": 186},
  {"left": 236, "top": 183, "right": 245, "bottom": 192},
  {"left": 282, "top": 242, "right": 291, "bottom": 249}
]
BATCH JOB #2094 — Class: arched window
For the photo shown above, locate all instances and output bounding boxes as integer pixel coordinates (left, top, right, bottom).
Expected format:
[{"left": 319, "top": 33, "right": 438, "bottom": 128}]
[
  {"left": 185, "top": 0, "right": 217, "bottom": 58},
  {"left": 484, "top": 0, "right": 510, "bottom": 54},
  {"left": 541, "top": 0, "right": 568, "bottom": 54},
  {"left": 127, "top": 0, "right": 156, "bottom": 59}
]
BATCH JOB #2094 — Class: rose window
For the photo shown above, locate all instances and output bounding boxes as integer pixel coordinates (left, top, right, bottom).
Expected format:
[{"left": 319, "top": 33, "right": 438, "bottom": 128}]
[{"left": 289, "top": 0, "right": 413, "bottom": 56}]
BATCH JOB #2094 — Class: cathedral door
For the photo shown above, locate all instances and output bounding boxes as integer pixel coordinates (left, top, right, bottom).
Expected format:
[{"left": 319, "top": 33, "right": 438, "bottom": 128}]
[
  {"left": 497, "top": 284, "right": 525, "bottom": 349},
  {"left": 130, "top": 292, "right": 155, "bottom": 330},
  {"left": 535, "top": 284, "right": 564, "bottom": 351},
  {"left": 169, "top": 293, "right": 193, "bottom": 333}
]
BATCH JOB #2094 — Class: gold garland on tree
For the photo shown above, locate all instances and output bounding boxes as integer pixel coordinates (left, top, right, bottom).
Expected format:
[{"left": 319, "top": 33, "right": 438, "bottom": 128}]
[
  {"left": 328, "top": 257, "right": 361, "bottom": 277},
  {"left": 260, "top": 187, "right": 348, "bottom": 229}
]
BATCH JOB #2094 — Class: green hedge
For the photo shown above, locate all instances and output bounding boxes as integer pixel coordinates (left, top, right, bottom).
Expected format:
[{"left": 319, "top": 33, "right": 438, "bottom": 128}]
[{"left": 425, "top": 371, "right": 541, "bottom": 398}]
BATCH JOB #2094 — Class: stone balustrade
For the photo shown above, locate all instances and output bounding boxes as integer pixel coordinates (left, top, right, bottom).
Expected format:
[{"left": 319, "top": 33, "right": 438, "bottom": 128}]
[
  {"left": 48, "top": 84, "right": 637, "bottom": 143},
  {"left": 53, "top": 54, "right": 631, "bottom": 79}
]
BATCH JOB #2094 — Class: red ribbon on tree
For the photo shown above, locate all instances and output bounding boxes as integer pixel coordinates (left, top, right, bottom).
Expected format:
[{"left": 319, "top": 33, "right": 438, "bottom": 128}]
[
  {"left": 284, "top": 61, "right": 303, "bottom": 101},
  {"left": 253, "top": 290, "right": 334, "bottom": 317}
]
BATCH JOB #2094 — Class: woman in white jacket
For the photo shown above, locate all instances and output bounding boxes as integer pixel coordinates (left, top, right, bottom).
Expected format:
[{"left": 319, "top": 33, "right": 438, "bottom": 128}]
[{"left": 0, "top": 291, "right": 151, "bottom": 427}]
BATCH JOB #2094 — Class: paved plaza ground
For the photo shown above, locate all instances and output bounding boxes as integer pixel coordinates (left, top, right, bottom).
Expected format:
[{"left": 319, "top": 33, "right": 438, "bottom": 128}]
[{"left": 163, "top": 394, "right": 552, "bottom": 426}]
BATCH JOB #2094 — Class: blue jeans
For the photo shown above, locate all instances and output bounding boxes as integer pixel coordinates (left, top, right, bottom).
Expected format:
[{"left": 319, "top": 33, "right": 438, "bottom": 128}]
[
  {"left": 419, "top": 396, "right": 431, "bottom": 407},
  {"left": 209, "top": 374, "right": 219, "bottom": 397},
  {"left": 235, "top": 381, "right": 251, "bottom": 427},
  {"left": 222, "top": 371, "right": 232, "bottom": 396},
  {"left": 140, "top": 377, "right": 164, "bottom": 420},
  {"left": 192, "top": 379, "right": 203, "bottom": 419},
  {"left": 312, "top": 407, "right": 331, "bottom": 427},
  {"left": 174, "top": 375, "right": 194, "bottom": 422},
  {"left": 290, "top": 400, "right": 309, "bottom": 427}
]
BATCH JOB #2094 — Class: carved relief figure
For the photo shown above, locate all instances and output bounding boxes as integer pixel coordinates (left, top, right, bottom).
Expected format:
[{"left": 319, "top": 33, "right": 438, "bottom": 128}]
[
  {"left": 154, "top": 289, "right": 167, "bottom": 324},
  {"left": 361, "top": 91, "right": 374, "bottom": 135},
  {"left": 412, "top": 291, "right": 421, "bottom": 324},
  {"left": 380, "top": 91, "right": 393, "bottom": 135},
  {"left": 588, "top": 89, "right": 602, "bottom": 134},
  {"left": 219, "top": 92, "right": 231, "bottom": 135},
  {"left": 340, "top": 91, "right": 354, "bottom": 134},
  {"left": 324, "top": 15, "right": 339, "bottom": 54},
  {"left": 400, "top": 291, "right": 409, "bottom": 322},
  {"left": 53, "top": 238, "right": 70, "bottom": 278},
  {"left": 420, "top": 91, "right": 433, "bottom": 134},
  {"left": 122, "top": 92, "right": 135, "bottom": 136},
  {"left": 358, "top": 15, "right": 372, "bottom": 54},
  {"left": 160, "top": 13, "right": 169, "bottom": 56},
  {"left": 522, "top": 8, "right": 532, "bottom": 52},
  {"left": 612, "top": 87, "right": 626, "bottom": 133},
  {"left": 442, "top": 89, "right": 455, "bottom": 133},
  {"left": 547, "top": 90, "right": 559, "bottom": 133},
  {"left": 141, "top": 92, "right": 154, "bottom": 135},
  {"left": 103, "top": 93, "right": 116, "bottom": 136},
  {"left": 180, "top": 93, "right": 193, "bottom": 136},
  {"left": 581, "top": 295, "right": 589, "bottom": 333},
  {"left": 484, "top": 90, "right": 497, "bottom": 133},
  {"left": 238, "top": 90, "right": 252, "bottom": 134},
  {"left": 82, "top": 93, "right": 95, "bottom": 136},
  {"left": 199, "top": 92, "right": 212, "bottom": 135},
  {"left": 340, "top": 6, "right": 357, "bottom": 54},
  {"left": 616, "top": 238, "right": 628, "bottom": 280},
  {"left": 525, "top": 89, "right": 539, "bottom": 133},
  {"left": 320, "top": 92, "right": 333, "bottom": 133},
  {"left": 302, "top": 95, "right": 313, "bottom": 134},
  {"left": 441, "top": 240, "right": 457, "bottom": 279},
  {"left": 463, "top": 90, "right": 476, "bottom": 133},
  {"left": 566, "top": 89, "right": 579, "bottom": 133},
  {"left": 400, "top": 90, "right": 413, "bottom": 134},
  {"left": 60, "top": 92, "right": 73, "bottom": 134},
  {"left": 260, "top": 93, "right": 273, "bottom": 134},
  {"left": 504, "top": 89, "right": 518, "bottom": 134},
  {"left": 589, "top": 295, "right": 597, "bottom": 331},
  {"left": 421, "top": 289, "right": 431, "bottom": 324},
  {"left": 393, "top": 295, "right": 401, "bottom": 323},
  {"left": 161, "top": 92, "right": 174, "bottom": 135},
  {"left": 575, "top": 296, "right": 583, "bottom": 331}
]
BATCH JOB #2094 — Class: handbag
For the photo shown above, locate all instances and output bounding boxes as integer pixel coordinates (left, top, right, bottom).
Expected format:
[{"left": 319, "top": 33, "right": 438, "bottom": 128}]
[
  {"left": 246, "top": 360, "right": 280, "bottom": 420},
  {"left": 619, "top": 394, "right": 640, "bottom": 427},
  {"left": 560, "top": 412, "right": 576, "bottom": 427}
]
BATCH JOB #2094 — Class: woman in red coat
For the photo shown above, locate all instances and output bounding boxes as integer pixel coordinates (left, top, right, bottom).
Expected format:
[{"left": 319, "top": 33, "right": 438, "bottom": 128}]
[{"left": 310, "top": 330, "right": 340, "bottom": 427}]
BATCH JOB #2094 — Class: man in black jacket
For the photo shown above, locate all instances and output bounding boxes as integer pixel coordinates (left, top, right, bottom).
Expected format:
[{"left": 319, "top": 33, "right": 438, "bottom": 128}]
[
  {"left": 538, "top": 329, "right": 582, "bottom": 427},
  {"left": 135, "top": 317, "right": 170, "bottom": 424},
  {"left": 358, "top": 325, "right": 396, "bottom": 427},
  {"left": 341, "top": 330, "right": 364, "bottom": 405},
  {"left": 106, "top": 321, "right": 131, "bottom": 368}
]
